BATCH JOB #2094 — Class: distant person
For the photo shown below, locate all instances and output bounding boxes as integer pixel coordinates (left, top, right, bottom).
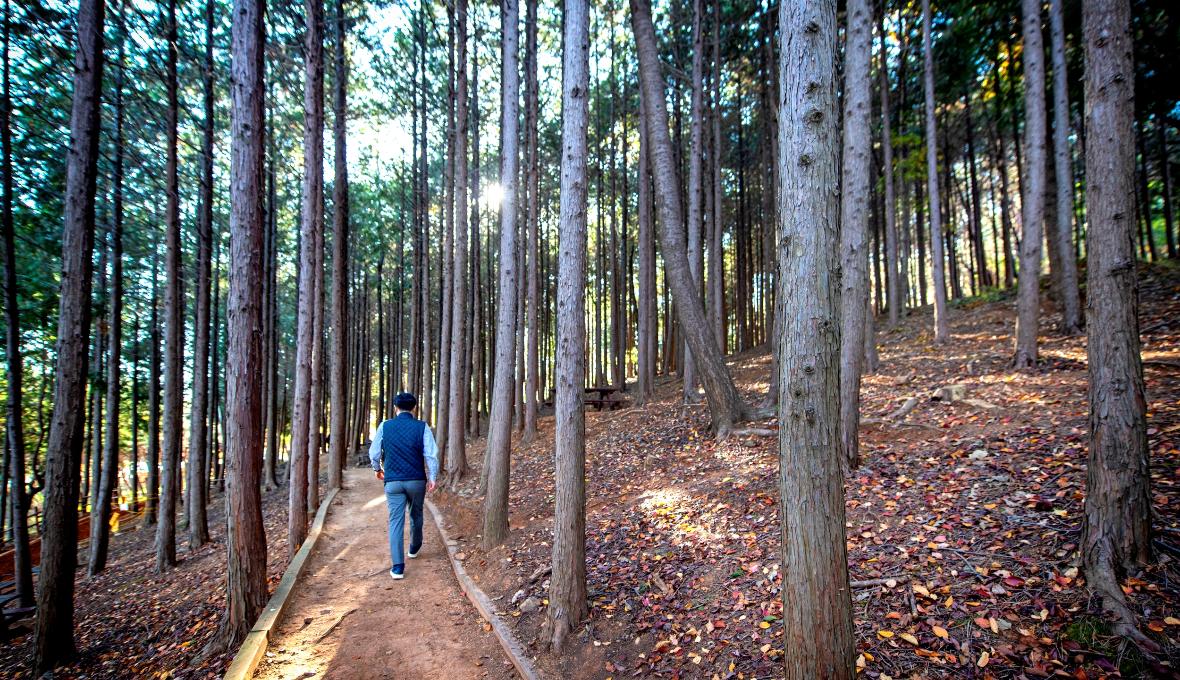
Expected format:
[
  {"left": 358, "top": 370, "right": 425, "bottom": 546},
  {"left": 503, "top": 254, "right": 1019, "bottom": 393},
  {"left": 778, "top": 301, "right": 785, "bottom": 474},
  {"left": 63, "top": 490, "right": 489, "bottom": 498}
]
[{"left": 368, "top": 392, "right": 439, "bottom": 580}]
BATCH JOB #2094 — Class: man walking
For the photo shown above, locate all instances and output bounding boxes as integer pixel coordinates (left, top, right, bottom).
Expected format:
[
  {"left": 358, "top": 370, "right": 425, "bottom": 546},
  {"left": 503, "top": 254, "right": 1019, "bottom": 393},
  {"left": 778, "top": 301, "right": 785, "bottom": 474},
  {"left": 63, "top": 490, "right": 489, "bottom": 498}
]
[{"left": 369, "top": 392, "right": 439, "bottom": 580}]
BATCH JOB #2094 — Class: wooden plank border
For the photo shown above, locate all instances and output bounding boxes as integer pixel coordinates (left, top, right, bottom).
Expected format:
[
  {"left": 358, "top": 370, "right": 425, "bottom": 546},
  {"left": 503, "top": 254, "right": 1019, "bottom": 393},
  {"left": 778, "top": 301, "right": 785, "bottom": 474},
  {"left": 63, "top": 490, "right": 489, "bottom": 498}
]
[
  {"left": 425, "top": 498, "right": 543, "bottom": 680},
  {"left": 224, "top": 486, "right": 340, "bottom": 680}
]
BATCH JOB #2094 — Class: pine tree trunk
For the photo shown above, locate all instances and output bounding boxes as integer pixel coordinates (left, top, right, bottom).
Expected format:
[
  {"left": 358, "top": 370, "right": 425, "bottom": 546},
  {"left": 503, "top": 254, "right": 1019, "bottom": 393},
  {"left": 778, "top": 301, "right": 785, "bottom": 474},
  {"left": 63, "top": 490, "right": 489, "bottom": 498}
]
[
  {"left": 543, "top": 0, "right": 589, "bottom": 650},
  {"left": 1080, "top": 0, "right": 1154, "bottom": 646},
  {"left": 631, "top": 0, "right": 748, "bottom": 434},
  {"left": 207, "top": 0, "right": 268, "bottom": 648},
  {"left": 445, "top": 0, "right": 470, "bottom": 485},
  {"left": 1, "top": 0, "right": 32, "bottom": 606},
  {"left": 682, "top": 0, "right": 705, "bottom": 403},
  {"left": 1014, "top": 0, "right": 1047, "bottom": 368},
  {"left": 186, "top": 0, "right": 215, "bottom": 550},
  {"left": 32, "top": 0, "right": 104, "bottom": 666},
  {"left": 522, "top": 0, "right": 540, "bottom": 438},
  {"left": 145, "top": 261, "right": 160, "bottom": 527},
  {"left": 1049, "top": 0, "right": 1082, "bottom": 332},
  {"left": 329, "top": 0, "right": 348, "bottom": 489},
  {"left": 482, "top": 0, "right": 520, "bottom": 548},
  {"left": 879, "top": 13, "right": 901, "bottom": 327},
  {"left": 637, "top": 91, "right": 656, "bottom": 403},
  {"left": 839, "top": 0, "right": 872, "bottom": 471},
  {"left": 777, "top": 0, "right": 855, "bottom": 674},
  {"left": 922, "top": 0, "right": 950, "bottom": 343},
  {"left": 156, "top": 0, "right": 183, "bottom": 572}
]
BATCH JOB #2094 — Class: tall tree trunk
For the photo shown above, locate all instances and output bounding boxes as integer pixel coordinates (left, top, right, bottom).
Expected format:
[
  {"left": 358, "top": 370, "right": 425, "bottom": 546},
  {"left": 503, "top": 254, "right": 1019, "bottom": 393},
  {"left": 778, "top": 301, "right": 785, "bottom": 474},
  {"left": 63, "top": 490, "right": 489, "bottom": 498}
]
[
  {"left": 631, "top": 0, "right": 748, "bottom": 434},
  {"left": 328, "top": 0, "right": 348, "bottom": 490},
  {"left": 307, "top": 196, "right": 325, "bottom": 513},
  {"left": 156, "top": 0, "right": 183, "bottom": 572},
  {"left": 1, "top": 0, "right": 31, "bottom": 606},
  {"left": 839, "top": 0, "right": 872, "bottom": 471},
  {"left": 1013, "top": 0, "right": 1047, "bottom": 368},
  {"left": 289, "top": 0, "right": 324, "bottom": 553},
  {"left": 1080, "top": 0, "right": 1155, "bottom": 649},
  {"left": 682, "top": 0, "right": 705, "bottom": 403},
  {"left": 186, "top": 0, "right": 216, "bottom": 550},
  {"left": 263, "top": 90, "right": 280, "bottom": 489},
  {"left": 922, "top": 0, "right": 949, "bottom": 343},
  {"left": 145, "top": 258, "right": 160, "bottom": 526},
  {"left": 32, "top": 0, "right": 104, "bottom": 666},
  {"left": 1157, "top": 113, "right": 1177, "bottom": 260},
  {"left": 879, "top": 12, "right": 901, "bottom": 327},
  {"left": 89, "top": 4, "right": 126, "bottom": 572},
  {"left": 708, "top": 0, "right": 724, "bottom": 353},
  {"left": 206, "top": 0, "right": 268, "bottom": 649},
  {"left": 1049, "top": 0, "right": 1081, "bottom": 332},
  {"left": 636, "top": 90, "right": 656, "bottom": 403},
  {"left": 446, "top": 0, "right": 470, "bottom": 485},
  {"left": 777, "top": 0, "right": 854, "bottom": 674},
  {"left": 482, "top": 0, "right": 520, "bottom": 548},
  {"left": 522, "top": 0, "right": 540, "bottom": 438},
  {"left": 543, "top": 0, "right": 589, "bottom": 651}
]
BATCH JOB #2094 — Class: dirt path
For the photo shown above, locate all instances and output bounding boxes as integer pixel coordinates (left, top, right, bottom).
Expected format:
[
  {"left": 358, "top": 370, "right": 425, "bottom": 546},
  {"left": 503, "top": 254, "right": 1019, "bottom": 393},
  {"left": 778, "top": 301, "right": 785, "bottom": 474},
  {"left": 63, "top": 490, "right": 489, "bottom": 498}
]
[{"left": 254, "top": 467, "right": 518, "bottom": 680}]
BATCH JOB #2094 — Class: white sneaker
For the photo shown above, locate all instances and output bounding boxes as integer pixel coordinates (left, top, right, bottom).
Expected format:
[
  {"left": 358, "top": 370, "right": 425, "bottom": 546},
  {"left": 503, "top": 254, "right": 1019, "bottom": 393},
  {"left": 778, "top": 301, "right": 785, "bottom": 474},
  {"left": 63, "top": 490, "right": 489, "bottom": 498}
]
[
  {"left": 408, "top": 547, "right": 420, "bottom": 559},
  {"left": 389, "top": 567, "right": 404, "bottom": 580}
]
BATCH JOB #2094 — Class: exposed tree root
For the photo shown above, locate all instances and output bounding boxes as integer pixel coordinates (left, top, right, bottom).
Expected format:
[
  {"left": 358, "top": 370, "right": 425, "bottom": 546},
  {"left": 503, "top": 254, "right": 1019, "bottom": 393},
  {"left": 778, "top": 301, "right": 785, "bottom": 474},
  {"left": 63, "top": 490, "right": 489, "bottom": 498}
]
[{"left": 1086, "top": 555, "right": 1162, "bottom": 656}]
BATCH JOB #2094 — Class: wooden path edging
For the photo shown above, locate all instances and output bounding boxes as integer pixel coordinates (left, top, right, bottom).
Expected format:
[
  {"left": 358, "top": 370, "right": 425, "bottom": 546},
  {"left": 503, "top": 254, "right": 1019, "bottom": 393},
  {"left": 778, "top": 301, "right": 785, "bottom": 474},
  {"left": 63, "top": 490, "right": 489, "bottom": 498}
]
[
  {"left": 224, "top": 486, "right": 339, "bottom": 680},
  {"left": 425, "top": 499, "right": 543, "bottom": 680}
]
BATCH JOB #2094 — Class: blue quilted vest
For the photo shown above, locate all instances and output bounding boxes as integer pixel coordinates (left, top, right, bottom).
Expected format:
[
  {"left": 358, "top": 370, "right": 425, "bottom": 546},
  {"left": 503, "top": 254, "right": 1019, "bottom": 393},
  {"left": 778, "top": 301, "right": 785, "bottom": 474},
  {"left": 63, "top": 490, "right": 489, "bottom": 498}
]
[{"left": 380, "top": 413, "right": 427, "bottom": 482}]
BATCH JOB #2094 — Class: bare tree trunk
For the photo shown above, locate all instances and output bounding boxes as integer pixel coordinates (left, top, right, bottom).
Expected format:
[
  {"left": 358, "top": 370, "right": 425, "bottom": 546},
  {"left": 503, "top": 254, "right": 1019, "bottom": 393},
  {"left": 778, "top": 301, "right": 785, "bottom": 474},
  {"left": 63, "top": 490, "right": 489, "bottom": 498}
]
[
  {"left": 32, "top": 0, "right": 104, "bottom": 666},
  {"left": 682, "top": 0, "right": 705, "bottom": 403},
  {"left": 89, "top": 4, "right": 126, "bottom": 572},
  {"left": 922, "top": 0, "right": 949, "bottom": 343},
  {"left": 307, "top": 200, "right": 325, "bottom": 513},
  {"left": 636, "top": 91, "right": 656, "bottom": 403},
  {"left": 879, "top": 12, "right": 900, "bottom": 327},
  {"left": 631, "top": 0, "right": 748, "bottom": 434},
  {"left": 289, "top": 0, "right": 324, "bottom": 553},
  {"left": 708, "top": 0, "right": 724, "bottom": 352},
  {"left": 482, "top": 0, "right": 520, "bottom": 548},
  {"left": 206, "top": 0, "right": 268, "bottom": 649},
  {"left": 186, "top": 0, "right": 216, "bottom": 550},
  {"left": 156, "top": 0, "right": 183, "bottom": 572},
  {"left": 1080, "top": 0, "right": 1155, "bottom": 648},
  {"left": 839, "top": 0, "right": 872, "bottom": 471},
  {"left": 777, "top": 0, "right": 854, "bottom": 674},
  {"left": 145, "top": 259, "right": 160, "bottom": 526},
  {"left": 446, "top": 0, "right": 470, "bottom": 485},
  {"left": 263, "top": 93, "right": 280, "bottom": 489},
  {"left": 543, "top": 0, "right": 589, "bottom": 651},
  {"left": 328, "top": 0, "right": 348, "bottom": 490},
  {"left": 1049, "top": 0, "right": 1082, "bottom": 333},
  {"left": 1013, "top": 0, "right": 1047, "bottom": 368},
  {"left": 522, "top": 0, "right": 540, "bottom": 439},
  {"left": 1, "top": 0, "right": 32, "bottom": 605}
]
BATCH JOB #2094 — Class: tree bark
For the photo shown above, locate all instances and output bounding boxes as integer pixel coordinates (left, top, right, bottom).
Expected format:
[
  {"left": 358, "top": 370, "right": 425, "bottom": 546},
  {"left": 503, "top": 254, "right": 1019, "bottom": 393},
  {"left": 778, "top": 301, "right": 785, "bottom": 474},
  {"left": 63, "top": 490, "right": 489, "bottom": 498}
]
[
  {"left": 289, "top": 0, "right": 324, "bottom": 553},
  {"left": 1048, "top": 0, "right": 1081, "bottom": 332},
  {"left": 482, "top": 0, "right": 520, "bottom": 548},
  {"left": 1014, "top": 0, "right": 1047, "bottom": 368},
  {"left": 839, "top": 0, "right": 872, "bottom": 471},
  {"left": 446, "top": 0, "right": 470, "bottom": 486},
  {"left": 922, "top": 0, "right": 949, "bottom": 343},
  {"left": 32, "top": 0, "right": 104, "bottom": 667},
  {"left": 328, "top": 0, "right": 348, "bottom": 490},
  {"left": 631, "top": 0, "right": 748, "bottom": 434},
  {"left": 682, "top": 0, "right": 705, "bottom": 403},
  {"left": 1080, "top": 0, "right": 1154, "bottom": 647},
  {"left": 156, "top": 0, "right": 182, "bottom": 572},
  {"left": 145, "top": 257, "right": 160, "bottom": 527},
  {"left": 522, "top": 0, "right": 540, "bottom": 439},
  {"left": 544, "top": 0, "right": 590, "bottom": 651},
  {"left": 636, "top": 90, "right": 656, "bottom": 403},
  {"left": 186, "top": 0, "right": 216, "bottom": 550},
  {"left": 777, "top": 0, "right": 855, "bottom": 675},
  {"left": 879, "top": 12, "right": 901, "bottom": 327},
  {"left": 206, "top": 0, "right": 268, "bottom": 650},
  {"left": 1, "top": 0, "right": 32, "bottom": 606}
]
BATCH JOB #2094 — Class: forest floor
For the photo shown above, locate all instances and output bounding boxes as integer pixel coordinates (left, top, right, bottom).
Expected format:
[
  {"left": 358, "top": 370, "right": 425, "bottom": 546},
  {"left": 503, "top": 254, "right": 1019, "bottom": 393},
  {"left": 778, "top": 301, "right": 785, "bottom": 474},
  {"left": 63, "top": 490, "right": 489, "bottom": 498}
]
[
  {"left": 253, "top": 466, "right": 516, "bottom": 680},
  {"left": 0, "top": 479, "right": 300, "bottom": 679},
  {"left": 433, "top": 261, "right": 1180, "bottom": 680}
]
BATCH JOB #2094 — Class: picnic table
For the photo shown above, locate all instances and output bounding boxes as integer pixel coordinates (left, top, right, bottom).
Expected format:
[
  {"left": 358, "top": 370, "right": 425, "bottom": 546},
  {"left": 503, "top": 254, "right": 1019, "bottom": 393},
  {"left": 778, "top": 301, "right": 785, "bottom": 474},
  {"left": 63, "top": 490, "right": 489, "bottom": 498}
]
[{"left": 583, "top": 386, "right": 624, "bottom": 411}]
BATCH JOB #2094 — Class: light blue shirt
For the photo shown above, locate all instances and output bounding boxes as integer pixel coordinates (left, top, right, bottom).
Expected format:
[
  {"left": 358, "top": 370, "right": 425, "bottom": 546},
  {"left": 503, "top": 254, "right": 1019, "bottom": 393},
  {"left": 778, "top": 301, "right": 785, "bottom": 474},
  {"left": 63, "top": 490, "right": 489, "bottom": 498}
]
[{"left": 368, "top": 417, "right": 440, "bottom": 484}]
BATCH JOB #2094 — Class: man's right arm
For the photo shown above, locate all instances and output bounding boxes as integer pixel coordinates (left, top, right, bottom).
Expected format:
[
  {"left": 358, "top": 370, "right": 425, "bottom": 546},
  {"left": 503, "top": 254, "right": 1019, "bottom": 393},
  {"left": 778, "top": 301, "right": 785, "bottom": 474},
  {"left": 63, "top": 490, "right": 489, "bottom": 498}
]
[{"left": 368, "top": 422, "right": 384, "bottom": 474}]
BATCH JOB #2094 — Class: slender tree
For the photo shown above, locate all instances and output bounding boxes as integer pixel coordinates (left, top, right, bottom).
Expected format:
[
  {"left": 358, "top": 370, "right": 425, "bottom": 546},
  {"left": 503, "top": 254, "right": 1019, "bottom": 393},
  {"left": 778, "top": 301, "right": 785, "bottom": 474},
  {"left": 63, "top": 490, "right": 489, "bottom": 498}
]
[
  {"left": 446, "top": 0, "right": 470, "bottom": 485},
  {"left": 682, "top": 0, "right": 705, "bottom": 403},
  {"left": 631, "top": 0, "right": 749, "bottom": 434},
  {"left": 839, "top": 0, "right": 872, "bottom": 470},
  {"left": 922, "top": 0, "right": 949, "bottom": 343},
  {"left": 482, "top": 0, "right": 520, "bottom": 548},
  {"left": 1049, "top": 0, "right": 1081, "bottom": 334},
  {"left": 543, "top": 0, "right": 590, "bottom": 652},
  {"left": 32, "top": 0, "right": 105, "bottom": 666},
  {"left": 1080, "top": 0, "right": 1154, "bottom": 648},
  {"left": 522, "top": 0, "right": 540, "bottom": 439},
  {"left": 879, "top": 12, "right": 901, "bottom": 327},
  {"left": 777, "top": 0, "right": 855, "bottom": 674},
  {"left": 156, "top": 0, "right": 183, "bottom": 572},
  {"left": 1014, "top": 0, "right": 1047, "bottom": 368},
  {"left": 289, "top": 0, "right": 325, "bottom": 552},
  {"left": 328, "top": 0, "right": 348, "bottom": 490}
]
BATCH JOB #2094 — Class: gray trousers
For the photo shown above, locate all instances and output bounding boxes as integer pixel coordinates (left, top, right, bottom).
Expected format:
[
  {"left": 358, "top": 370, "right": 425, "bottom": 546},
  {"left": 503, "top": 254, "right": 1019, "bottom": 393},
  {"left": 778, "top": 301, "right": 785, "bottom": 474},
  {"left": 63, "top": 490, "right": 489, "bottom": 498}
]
[{"left": 383, "top": 479, "right": 426, "bottom": 567}]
